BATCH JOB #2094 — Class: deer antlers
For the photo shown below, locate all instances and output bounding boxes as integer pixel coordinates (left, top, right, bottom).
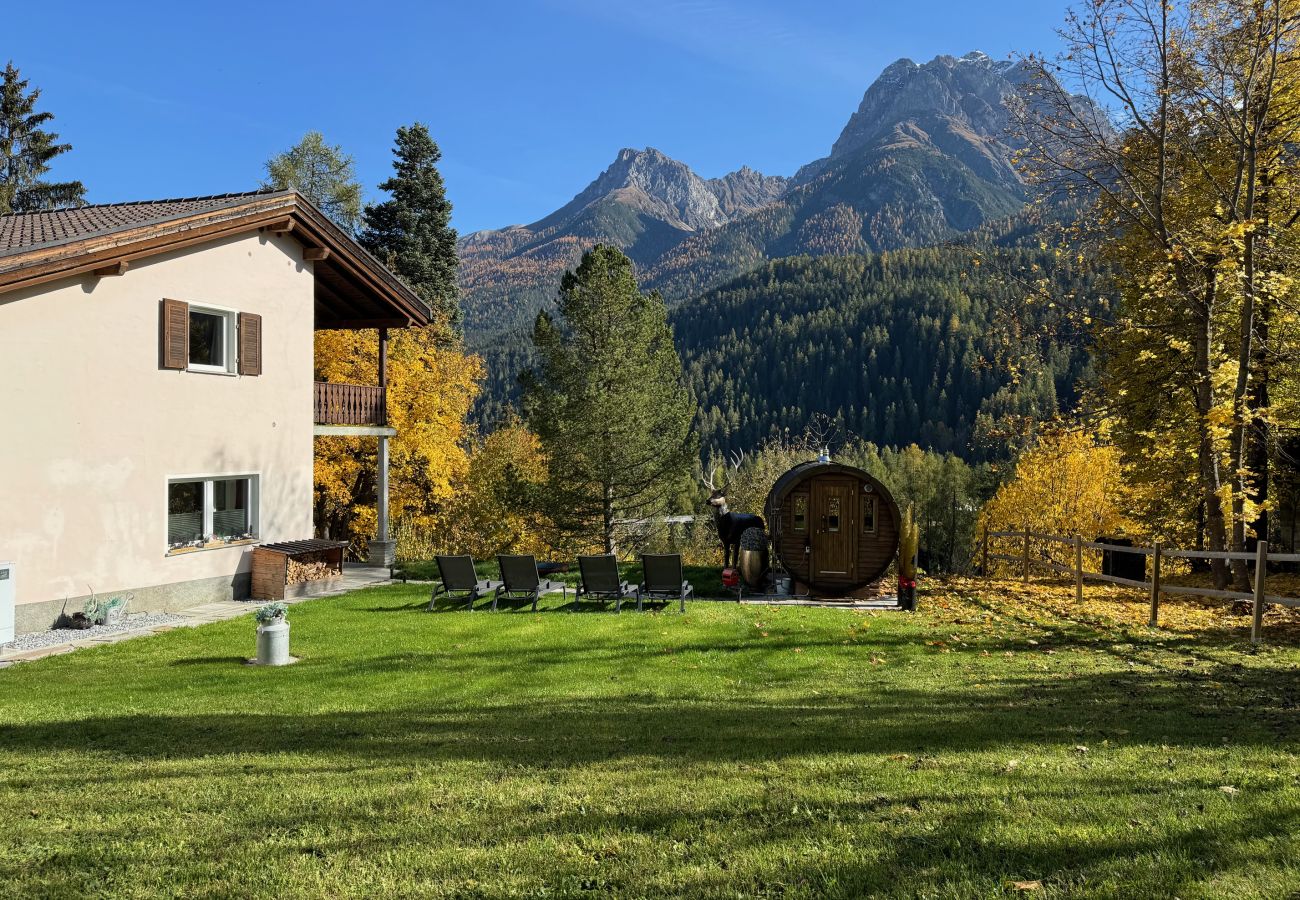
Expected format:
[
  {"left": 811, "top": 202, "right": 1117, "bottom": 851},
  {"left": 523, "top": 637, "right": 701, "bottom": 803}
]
[{"left": 702, "top": 450, "right": 747, "bottom": 493}]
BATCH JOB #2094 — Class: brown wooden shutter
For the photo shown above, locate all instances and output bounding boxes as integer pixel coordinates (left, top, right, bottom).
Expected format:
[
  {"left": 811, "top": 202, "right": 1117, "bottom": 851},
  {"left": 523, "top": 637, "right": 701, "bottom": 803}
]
[
  {"left": 238, "top": 312, "right": 262, "bottom": 376},
  {"left": 160, "top": 298, "right": 188, "bottom": 369}
]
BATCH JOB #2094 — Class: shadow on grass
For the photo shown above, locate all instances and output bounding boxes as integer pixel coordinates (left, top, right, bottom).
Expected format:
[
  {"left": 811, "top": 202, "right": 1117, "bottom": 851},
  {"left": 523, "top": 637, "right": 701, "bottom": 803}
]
[
  {"left": 4, "top": 660, "right": 1296, "bottom": 764},
  {"left": 367, "top": 594, "right": 683, "bottom": 614}
]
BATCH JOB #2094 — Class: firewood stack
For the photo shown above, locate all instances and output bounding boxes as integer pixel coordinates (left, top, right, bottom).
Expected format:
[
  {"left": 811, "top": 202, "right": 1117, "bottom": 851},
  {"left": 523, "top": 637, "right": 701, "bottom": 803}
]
[
  {"left": 251, "top": 540, "right": 349, "bottom": 601},
  {"left": 286, "top": 556, "right": 335, "bottom": 585}
]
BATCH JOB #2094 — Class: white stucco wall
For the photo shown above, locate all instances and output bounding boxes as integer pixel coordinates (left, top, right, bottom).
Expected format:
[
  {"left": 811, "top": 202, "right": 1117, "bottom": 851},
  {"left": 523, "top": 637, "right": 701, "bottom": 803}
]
[{"left": 0, "top": 231, "right": 315, "bottom": 612}]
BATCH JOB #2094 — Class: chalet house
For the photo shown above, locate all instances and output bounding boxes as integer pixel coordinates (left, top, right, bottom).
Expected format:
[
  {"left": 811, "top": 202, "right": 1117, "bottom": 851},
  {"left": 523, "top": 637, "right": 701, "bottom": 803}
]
[{"left": 0, "top": 190, "right": 429, "bottom": 635}]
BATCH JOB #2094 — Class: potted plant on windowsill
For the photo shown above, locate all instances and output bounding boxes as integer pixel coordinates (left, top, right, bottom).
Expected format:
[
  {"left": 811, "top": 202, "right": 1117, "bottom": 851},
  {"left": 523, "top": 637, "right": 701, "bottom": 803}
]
[{"left": 251, "top": 602, "right": 294, "bottom": 665}]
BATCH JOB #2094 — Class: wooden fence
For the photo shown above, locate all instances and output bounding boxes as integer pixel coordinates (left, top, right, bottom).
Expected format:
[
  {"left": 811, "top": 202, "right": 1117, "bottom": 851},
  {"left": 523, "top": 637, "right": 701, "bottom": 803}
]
[{"left": 980, "top": 528, "right": 1300, "bottom": 645}]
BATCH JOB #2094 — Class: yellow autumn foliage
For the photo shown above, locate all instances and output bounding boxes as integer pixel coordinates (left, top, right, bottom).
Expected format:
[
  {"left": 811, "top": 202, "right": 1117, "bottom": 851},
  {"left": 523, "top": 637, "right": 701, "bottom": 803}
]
[
  {"left": 314, "top": 326, "right": 482, "bottom": 554},
  {"left": 440, "top": 421, "right": 553, "bottom": 559},
  {"left": 977, "top": 430, "right": 1136, "bottom": 550}
]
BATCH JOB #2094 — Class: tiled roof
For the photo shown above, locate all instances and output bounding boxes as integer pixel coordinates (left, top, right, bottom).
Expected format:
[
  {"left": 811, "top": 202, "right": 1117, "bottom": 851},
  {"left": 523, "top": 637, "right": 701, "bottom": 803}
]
[{"left": 0, "top": 190, "right": 285, "bottom": 256}]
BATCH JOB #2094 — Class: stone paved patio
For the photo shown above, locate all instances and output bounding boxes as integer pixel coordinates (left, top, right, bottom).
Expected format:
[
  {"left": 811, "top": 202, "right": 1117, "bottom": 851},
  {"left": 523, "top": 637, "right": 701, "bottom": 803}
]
[{"left": 0, "top": 565, "right": 391, "bottom": 668}]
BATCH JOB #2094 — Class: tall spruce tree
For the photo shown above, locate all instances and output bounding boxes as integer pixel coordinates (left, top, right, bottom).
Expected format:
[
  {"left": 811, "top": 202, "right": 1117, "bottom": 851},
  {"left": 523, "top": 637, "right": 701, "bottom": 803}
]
[
  {"left": 262, "top": 131, "right": 362, "bottom": 231},
  {"left": 359, "top": 123, "right": 459, "bottom": 325},
  {"left": 522, "top": 244, "right": 697, "bottom": 553},
  {"left": 0, "top": 61, "right": 85, "bottom": 214}
]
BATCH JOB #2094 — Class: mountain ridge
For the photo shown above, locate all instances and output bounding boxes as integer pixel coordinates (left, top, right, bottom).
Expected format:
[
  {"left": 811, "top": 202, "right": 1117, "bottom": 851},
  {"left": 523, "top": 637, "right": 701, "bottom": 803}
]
[
  {"left": 459, "top": 49, "right": 1057, "bottom": 344},
  {"left": 457, "top": 146, "right": 786, "bottom": 338}
]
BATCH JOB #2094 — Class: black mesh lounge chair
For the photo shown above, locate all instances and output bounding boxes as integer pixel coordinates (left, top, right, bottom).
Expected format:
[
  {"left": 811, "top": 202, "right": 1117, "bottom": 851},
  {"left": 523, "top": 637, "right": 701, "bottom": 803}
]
[
  {"left": 495, "top": 554, "right": 567, "bottom": 612},
  {"left": 640, "top": 553, "right": 693, "bottom": 612},
  {"left": 429, "top": 555, "right": 502, "bottom": 611},
  {"left": 576, "top": 554, "right": 641, "bottom": 613}
]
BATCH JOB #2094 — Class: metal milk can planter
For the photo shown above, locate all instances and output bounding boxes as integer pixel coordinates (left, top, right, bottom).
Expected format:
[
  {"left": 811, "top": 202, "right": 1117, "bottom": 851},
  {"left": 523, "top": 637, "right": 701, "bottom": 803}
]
[{"left": 250, "top": 602, "right": 296, "bottom": 666}]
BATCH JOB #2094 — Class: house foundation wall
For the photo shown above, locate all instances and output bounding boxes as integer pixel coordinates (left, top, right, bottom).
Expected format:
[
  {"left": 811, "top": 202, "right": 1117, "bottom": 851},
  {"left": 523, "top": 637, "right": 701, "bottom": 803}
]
[{"left": 13, "top": 572, "right": 252, "bottom": 635}]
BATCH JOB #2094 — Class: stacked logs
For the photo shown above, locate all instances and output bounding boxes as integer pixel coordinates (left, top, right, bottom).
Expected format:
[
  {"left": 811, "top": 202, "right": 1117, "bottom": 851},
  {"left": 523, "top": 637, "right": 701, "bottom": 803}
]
[{"left": 286, "top": 554, "right": 336, "bottom": 585}]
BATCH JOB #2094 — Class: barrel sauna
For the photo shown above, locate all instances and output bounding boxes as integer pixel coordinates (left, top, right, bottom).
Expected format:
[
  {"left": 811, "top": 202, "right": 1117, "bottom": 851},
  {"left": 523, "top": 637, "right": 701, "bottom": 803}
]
[{"left": 765, "top": 460, "right": 901, "bottom": 597}]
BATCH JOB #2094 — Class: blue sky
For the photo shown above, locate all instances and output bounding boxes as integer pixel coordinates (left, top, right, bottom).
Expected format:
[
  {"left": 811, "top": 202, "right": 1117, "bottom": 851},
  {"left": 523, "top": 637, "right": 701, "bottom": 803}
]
[{"left": 12, "top": 0, "right": 1068, "bottom": 234}]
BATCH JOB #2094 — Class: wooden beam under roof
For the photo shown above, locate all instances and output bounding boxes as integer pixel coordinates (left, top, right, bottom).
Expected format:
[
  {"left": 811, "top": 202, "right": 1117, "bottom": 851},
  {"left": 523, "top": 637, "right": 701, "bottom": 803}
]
[
  {"left": 302, "top": 247, "right": 330, "bottom": 261},
  {"left": 313, "top": 273, "right": 374, "bottom": 323},
  {"left": 324, "top": 318, "right": 413, "bottom": 329},
  {"left": 92, "top": 260, "right": 129, "bottom": 277}
]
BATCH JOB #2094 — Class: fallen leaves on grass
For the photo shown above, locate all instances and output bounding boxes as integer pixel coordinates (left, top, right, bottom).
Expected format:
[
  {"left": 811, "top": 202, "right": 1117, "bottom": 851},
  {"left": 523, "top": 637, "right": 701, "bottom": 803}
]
[{"left": 937, "top": 576, "right": 1300, "bottom": 640}]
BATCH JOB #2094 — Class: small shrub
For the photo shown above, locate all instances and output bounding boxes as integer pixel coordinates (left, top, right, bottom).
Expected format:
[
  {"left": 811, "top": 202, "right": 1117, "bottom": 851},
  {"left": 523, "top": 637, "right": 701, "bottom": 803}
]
[{"left": 254, "top": 603, "right": 288, "bottom": 625}]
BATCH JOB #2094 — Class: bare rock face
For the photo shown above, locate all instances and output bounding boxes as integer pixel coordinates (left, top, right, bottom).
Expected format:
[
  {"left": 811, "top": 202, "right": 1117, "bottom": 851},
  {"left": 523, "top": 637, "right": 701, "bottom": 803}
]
[
  {"left": 791, "top": 51, "right": 1030, "bottom": 191},
  {"left": 535, "top": 147, "right": 786, "bottom": 234},
  {"left": 705, "top": 165, "right": 789, "bottom": 220}
]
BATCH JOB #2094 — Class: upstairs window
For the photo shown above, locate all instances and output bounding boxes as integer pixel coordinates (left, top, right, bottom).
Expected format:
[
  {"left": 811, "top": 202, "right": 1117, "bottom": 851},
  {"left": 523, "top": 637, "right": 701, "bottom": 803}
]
[
  {"left": 187, "top": 306, "right": 235, "bottom": 373},
  {"left": 160, "top": 299, "right": 261, "bottom": 376}
]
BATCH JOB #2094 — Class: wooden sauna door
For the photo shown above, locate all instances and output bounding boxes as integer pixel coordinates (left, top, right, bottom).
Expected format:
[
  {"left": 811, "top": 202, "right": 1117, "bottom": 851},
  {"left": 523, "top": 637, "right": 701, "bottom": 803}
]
[{"left": 811, "top": 478, "right": 856, "bottom": 583}]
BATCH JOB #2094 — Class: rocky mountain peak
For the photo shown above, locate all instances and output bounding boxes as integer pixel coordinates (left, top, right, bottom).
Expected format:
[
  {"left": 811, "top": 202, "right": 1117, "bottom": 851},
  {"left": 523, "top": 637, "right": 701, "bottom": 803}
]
[
  {"left": 829, "top": 50, "right": 1021, "bottom": 161},
  {"left": 535, "top": 147, "right": 785, "bottom": 234}
]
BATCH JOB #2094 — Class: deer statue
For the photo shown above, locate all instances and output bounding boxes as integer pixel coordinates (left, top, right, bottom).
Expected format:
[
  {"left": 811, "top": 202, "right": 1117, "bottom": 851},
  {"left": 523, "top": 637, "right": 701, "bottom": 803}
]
[{"left": 704, "top": 450, "right": 765, "bottom": 567}]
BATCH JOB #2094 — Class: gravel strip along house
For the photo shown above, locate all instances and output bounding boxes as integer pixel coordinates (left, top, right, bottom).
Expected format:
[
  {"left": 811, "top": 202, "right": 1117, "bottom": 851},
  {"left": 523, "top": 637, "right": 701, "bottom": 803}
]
[{"left": 0, "top": 190, "right": 430, "bottom": 635}]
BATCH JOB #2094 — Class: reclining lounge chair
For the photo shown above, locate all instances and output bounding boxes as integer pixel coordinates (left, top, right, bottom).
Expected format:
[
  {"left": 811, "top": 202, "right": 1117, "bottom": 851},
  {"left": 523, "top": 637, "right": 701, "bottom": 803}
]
[
  {"left": 429, "top": 555, "right": 502, "bottom": 611},
  {"left": 576, "top": 554, "right": 641, "bottom": 613}
]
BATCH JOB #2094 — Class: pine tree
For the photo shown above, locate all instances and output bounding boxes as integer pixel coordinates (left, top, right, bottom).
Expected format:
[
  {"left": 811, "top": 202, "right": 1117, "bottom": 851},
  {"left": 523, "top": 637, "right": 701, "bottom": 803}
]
[
  {"left": 0, "top": 61, "right": 85, "bottom": 214},
  {"left": 359, "top": 123, "right": 459, "bottom": 326},
  {"left": 262, "top": 131, "right": 362, "bottom": 231},
  {"left": 522, "top": 244, "right": 697, "bottom": 554}
]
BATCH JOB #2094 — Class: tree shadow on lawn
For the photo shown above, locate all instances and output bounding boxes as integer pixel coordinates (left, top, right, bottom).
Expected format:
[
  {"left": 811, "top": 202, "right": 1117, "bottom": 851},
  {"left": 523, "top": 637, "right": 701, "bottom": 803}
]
[
  {"left": 373, "top": 594, "right": 682, "bottom": 614},
  {"left": 3, "top": 661, "right": 1296, "bottom": 764}
]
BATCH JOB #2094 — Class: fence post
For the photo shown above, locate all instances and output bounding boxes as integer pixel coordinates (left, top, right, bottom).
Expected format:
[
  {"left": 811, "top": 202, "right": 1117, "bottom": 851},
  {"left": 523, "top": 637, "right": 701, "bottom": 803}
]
[
  {"left": 1074, "top": 534, "right": 1083, "bottom": 602},
  {"left": 1251, "top": 540, "right": 1268, "bottom": 645},
  {"left": 1148, "top": 541, "right": 1162, "bottom": 627},
  {"left": 982, "top": 525, "right": 989, "bottom": 578},
  {"left": 1022, "top": 529, "right": 1030, "bottom": 583}
]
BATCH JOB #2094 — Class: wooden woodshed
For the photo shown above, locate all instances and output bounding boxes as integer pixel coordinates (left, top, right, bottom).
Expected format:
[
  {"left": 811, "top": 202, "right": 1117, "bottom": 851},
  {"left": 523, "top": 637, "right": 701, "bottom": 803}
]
[{"left": 764, "top": 460, "right": 901, "bottom": 597}]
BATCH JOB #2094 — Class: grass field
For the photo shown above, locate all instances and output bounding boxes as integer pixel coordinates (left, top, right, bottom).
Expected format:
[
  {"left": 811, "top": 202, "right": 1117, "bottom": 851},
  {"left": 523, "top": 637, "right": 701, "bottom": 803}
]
[{"left": 1, "top": 579, "right": 1298, "bottom": 898}]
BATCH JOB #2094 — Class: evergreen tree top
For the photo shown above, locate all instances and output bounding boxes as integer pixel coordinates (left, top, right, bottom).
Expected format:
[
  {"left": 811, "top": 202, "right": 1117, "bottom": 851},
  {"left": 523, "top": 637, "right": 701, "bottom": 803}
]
[
  {"left": 0, "top": 61, "right": 85, "bottom": 215},
  {"left": 360, "top": 123, "right": 460, "bottom": 329}
]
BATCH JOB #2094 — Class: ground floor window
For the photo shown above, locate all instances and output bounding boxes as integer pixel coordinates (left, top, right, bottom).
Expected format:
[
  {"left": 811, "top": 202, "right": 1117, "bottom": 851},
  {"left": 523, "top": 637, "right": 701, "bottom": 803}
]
[{"left": 167, "top": 475, "right": 259, "bottom": 552}]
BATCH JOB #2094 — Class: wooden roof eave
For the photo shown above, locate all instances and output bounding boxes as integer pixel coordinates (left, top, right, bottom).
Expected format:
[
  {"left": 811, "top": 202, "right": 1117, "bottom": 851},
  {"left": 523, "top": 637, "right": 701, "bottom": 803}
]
[{"left": 0, "top": 193, "right": 433, "bottom": 329}]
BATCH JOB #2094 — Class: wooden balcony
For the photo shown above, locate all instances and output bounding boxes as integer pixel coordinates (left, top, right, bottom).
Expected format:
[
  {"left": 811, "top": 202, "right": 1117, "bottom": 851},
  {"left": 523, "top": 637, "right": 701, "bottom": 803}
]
[{"left": 314, "top": 382, "right": 386, "bottom": 427}]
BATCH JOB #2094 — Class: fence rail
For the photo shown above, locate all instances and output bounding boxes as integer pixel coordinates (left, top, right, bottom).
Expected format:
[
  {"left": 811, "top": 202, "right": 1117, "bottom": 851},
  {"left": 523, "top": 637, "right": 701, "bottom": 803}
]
[{"left": 979, "top": 527, "right": 1298, "bottom": 645}]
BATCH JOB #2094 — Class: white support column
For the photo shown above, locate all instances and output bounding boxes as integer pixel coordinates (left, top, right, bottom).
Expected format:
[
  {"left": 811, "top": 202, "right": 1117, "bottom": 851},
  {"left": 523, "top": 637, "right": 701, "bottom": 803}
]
[
  {"left": 368, "top": 325, "right": 396, "bottom": 569},
  {"left": 371, "top": 434, "right": 395, "bottom": 567},
  {"left": 378, "top": 435, "right": 390, "bottom": 543}
]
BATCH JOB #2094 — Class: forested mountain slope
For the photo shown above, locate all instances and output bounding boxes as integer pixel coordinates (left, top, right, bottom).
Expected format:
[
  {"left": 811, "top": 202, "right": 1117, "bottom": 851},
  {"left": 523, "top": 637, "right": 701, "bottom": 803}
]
[
  {"left": 675, "top": 247, "right": 1100, "bottom": 458},
  {"left": 476, "top": 239, "right": 1104, "bottom": 458}
]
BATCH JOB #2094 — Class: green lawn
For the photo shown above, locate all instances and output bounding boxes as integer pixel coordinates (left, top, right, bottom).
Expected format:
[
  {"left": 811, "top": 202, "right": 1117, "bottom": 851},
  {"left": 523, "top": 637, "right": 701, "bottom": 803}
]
[{"left": 1, "top": 579, "right": 1298, "bottom": 898}]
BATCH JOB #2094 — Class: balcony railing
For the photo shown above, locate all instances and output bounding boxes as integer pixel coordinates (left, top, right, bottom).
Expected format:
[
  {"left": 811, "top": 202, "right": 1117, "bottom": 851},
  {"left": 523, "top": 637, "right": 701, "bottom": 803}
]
[{"left": 314, "top": 382, "right": 386, "bottom": 427}]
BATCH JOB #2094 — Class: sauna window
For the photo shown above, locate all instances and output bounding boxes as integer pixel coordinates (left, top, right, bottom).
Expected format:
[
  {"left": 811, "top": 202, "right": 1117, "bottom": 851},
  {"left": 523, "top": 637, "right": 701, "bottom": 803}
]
[
  {"left": 862, "top": 496, "right": 877, "bottom": 533},
  {"left": 792, "top": 495, "right": 808, "bottom": 532},
  {"left": 827, "top": 497, "right": 841, "bottom": 532}
]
